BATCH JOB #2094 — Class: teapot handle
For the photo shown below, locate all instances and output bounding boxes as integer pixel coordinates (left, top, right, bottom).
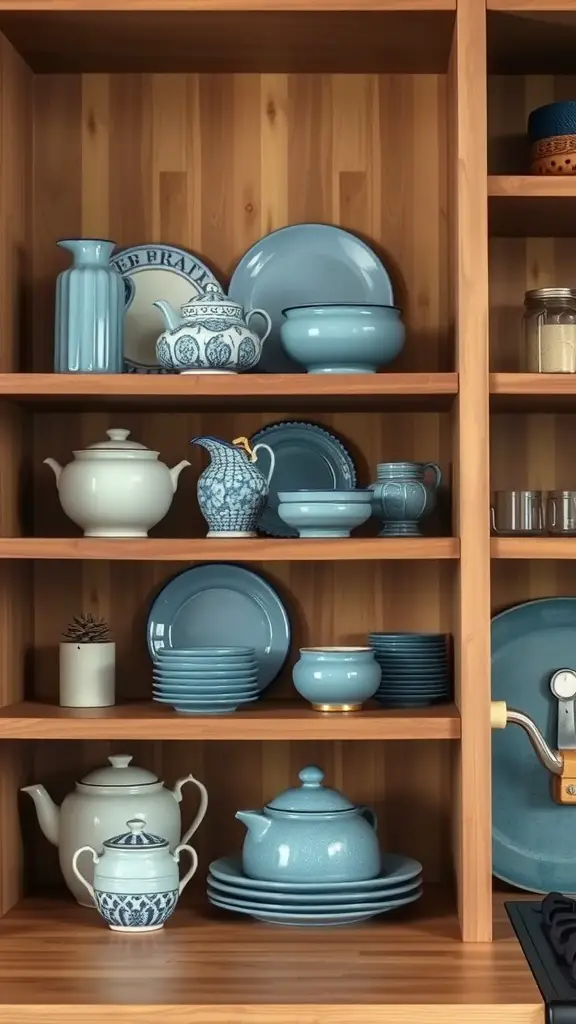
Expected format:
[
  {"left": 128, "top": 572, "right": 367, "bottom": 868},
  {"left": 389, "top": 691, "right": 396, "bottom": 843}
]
[
  {"left": 176, "top": 774, "right": 209, "bottom": 845},
  {"left": 246, "top": 308, "right": 272, "bottom": 344},
  {"left": 72, "top": 845, "right": 99, "bottom": 901},
  {"left": 360, "top": 806, "right": 378, "bottom": 833},
  {"left": 173, "top": 842, "right": 199, "bottom": 895},
  {"left": 253, "top": 443, "right": 276, "bottom": 485}
]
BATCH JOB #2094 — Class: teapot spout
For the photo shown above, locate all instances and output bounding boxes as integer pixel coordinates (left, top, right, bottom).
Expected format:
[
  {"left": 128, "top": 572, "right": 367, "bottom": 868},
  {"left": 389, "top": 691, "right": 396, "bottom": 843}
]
[
  {"left": 235, "top": 809, "right": 272, "bottom": 843},
  {"left": 21, "top": 784, "right": 60, "bottom": 846},
  {"left": 153, "top": 299, "right": 182, "bottom": 332},
  {"left": 169, "top": 460, "right": 191, "bottom": 493},
  {"left": 43, "top": 458, "right": 62, "bottom": 486}
]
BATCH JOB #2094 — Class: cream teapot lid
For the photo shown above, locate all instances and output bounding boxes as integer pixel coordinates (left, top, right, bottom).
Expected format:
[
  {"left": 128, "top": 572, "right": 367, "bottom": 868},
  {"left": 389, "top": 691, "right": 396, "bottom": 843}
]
[
  {"left": 266, "top": 766, "right": 356, "bottom": 814},
  {"left": 83, "top": 429, "right": 148, "bottom": 450},
  {"left": 80, "top": 755, "right": 159, "bottom": 788}
]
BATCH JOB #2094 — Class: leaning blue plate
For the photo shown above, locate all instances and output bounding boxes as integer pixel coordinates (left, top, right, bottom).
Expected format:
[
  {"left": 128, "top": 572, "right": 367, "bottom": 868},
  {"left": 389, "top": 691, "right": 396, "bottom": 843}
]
[
  {"left": 249, "top": 421, "right": 357, "bottom": 538},
  {"left": 148, "top": 563, "right": 290, "bottom": 691},
  {"left": 492, "top": 596, "right": 576, "bottom": 893}
]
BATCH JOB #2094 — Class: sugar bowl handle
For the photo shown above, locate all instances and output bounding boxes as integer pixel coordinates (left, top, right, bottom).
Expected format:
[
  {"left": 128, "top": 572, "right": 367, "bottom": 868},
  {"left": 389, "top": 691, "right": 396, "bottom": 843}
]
[
  {"left": 423, "top": 462, "right": 442, "bottom": 489},
  {"left": 72, "top": 845, "right": 99, "bottom": 901},
  {"left": 173, "top": 843, "right": 199, "bottom": 895}
]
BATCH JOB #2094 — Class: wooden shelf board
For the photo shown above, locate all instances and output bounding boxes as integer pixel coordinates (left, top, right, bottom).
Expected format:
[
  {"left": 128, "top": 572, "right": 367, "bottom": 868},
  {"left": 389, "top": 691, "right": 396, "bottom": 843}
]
[
  {"left": 0, "top": 9, "right": 455, "bottom": 74},
  {"left": 489, "top": 176, "right": 576, "bottom": 237},
  {"left": 492, "top": 537, "right": 576, "bottom": 559},
  {"left": 0, "top": 701, "right": 461, "bottom": 740},
  {"left": 0, "top": 892, "right": 541, "bottom": 1022},
  {"left": 491, "top": 373, "right": 576, "bottom": 411},
  {"left": 0, "top": 537, "right": 459, "bottom": 561},
  {"left": 0, "top": 373, "right": 458, "bottom": 412}
]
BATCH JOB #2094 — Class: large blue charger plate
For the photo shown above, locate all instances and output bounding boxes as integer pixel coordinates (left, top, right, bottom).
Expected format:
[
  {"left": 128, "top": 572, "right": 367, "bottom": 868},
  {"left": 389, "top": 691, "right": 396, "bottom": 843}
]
[
  {"left": 229, "top": 223, "right": 394, "bottom": 373},
  {"left": 492, "top": 597, "right": 576, "bottom": 893},
  {"left": 147, "top": 564, "right": 290, "bottom": 691},
  {"left": 249, "top": 421, "right": 357, "bottom": 538}
]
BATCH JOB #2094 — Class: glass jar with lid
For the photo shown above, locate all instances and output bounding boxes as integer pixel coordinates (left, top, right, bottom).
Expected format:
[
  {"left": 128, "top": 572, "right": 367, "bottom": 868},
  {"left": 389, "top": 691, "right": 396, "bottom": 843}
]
[{"left": 524, "top": 288, "right": 576, "bottom": 373}]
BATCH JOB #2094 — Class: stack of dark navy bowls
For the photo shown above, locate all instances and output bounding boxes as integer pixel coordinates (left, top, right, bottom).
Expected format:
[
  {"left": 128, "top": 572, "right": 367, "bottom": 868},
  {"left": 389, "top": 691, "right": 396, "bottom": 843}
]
[
  {"left": 152, "top": 646, "right": 260, "bottom": 715},
  {"left": 368, "top": 632, "right": 451, "bottom": 707}
]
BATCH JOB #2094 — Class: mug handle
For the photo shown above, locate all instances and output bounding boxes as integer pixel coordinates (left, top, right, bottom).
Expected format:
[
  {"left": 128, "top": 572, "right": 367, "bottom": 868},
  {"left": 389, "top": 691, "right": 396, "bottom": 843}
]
[
  {"left": 548, "top": 498, "right": 557, "bottom": 529},
  {"left": 246, "top": 308, "right": 272, "bottom": 344},
  {"left": 422, "top": 462, "right": 442, "bottom": 489},
  {"left": 360, "top": 806, "right": 378, "bottom": 833},
  {"left": 173, "top": 843, "right": 199, "bottom": 895}
]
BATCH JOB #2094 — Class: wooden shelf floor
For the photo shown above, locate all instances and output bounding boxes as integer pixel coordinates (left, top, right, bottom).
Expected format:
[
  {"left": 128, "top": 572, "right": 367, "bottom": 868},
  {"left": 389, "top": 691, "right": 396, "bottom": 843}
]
[
  {"left": 0, "top": 701, "right": 461, "bottom": 740},
  {"left": 0, "top": 892, "right": 541, "bottom": 1024},
  {"left": 492, "top": 538, "right": 576, "bottom": 559},
  {"left": 0, "top": 372, "right": 458, "bottom": 412},
  {"left": 490, "top": 374, "right": 576, "bottom": 412},
  {"left": 0, "top": 537, "right": 459, "bottom": 561}
]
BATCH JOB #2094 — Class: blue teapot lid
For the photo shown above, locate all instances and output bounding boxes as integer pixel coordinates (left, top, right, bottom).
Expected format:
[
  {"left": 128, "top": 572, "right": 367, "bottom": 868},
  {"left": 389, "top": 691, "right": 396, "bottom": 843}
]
[
  {"left": 266, "top": 766, "right": 355, "bottom": 814},
  {"left": 103, "top": 818, "right": 168, "bottom": 850}
]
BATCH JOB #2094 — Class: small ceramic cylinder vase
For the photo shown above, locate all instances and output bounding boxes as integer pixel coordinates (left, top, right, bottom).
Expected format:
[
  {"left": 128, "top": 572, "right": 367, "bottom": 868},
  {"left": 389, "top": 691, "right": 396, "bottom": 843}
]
[
  {"left": 371, "top": 462, "right": 442, "bottom": 537},
  {"left": 55, "top": 239, "right": 124, "bottom": 373},
  {"left": 293, "top": 647, "right": 381, "bottom": 711},
  {"left": 59, "top": 641, "right": 116, "bottom": 708}
]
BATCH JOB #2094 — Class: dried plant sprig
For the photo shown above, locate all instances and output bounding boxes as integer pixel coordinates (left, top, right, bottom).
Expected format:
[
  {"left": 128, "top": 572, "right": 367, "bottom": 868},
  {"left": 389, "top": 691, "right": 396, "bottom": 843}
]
[{"left": 62, "top": 613, "right": 112, "bottom": 644}]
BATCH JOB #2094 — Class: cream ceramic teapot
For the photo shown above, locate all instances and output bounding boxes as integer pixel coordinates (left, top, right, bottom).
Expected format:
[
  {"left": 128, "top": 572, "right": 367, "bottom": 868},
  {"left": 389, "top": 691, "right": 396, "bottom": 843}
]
[
  {"left": 44, "top": 428, "right": 190, "bottom": 538},
  {"left": 22, "top": 755, "right": 207, "bottom": 906}
]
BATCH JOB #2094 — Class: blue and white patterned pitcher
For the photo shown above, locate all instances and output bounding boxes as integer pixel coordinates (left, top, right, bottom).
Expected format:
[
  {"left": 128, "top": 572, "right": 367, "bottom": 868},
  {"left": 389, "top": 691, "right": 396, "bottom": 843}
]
[{"left": 191, "top": 435, "right": 276, "bottom": 538}]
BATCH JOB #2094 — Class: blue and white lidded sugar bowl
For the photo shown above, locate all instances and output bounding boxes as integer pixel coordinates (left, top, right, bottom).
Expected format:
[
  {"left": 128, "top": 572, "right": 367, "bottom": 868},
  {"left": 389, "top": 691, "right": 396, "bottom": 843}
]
[{"left": 72, "top": 817, "right": 198, "bottom": 932}]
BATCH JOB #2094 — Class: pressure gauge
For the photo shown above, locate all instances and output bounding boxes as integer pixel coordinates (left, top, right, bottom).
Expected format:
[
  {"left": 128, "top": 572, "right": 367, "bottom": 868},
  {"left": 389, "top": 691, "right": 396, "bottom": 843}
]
[{"left": 550, "top": 669, "right": 576, "bottom": 701}]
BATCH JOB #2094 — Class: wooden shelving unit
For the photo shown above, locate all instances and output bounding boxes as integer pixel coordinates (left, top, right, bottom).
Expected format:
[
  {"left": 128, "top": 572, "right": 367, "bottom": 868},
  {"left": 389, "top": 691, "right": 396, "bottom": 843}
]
[{"left": 0, "top": 0, "right": 560, "bottom": 1019}]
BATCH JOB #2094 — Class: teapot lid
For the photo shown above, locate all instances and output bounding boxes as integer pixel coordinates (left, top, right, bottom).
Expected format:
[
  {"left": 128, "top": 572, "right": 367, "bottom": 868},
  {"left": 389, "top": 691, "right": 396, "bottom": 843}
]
[
  {"left": 103, "top": 818, "right": 168, "bottom": 850},
  {"left": 266, "top": 766, "right": 355, "bottom": 814},
  {"left": 80, "top": 755, "right": 160, "bottom": 787},
  {"left": 82, "top": 429, "right": 149, "bottom": 450},
  {"left": 184, "top": 282, "right": 243, "bottom": 314}
]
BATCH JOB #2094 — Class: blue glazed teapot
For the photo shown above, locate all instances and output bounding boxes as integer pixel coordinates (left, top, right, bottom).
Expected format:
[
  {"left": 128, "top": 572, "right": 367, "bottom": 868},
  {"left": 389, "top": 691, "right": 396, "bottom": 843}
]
[
  {"left": 192, "top": 435, "right": 275, "bottom": 538},
  {"left": 236, "top": 765, "right": 380, "bottom": 883}
]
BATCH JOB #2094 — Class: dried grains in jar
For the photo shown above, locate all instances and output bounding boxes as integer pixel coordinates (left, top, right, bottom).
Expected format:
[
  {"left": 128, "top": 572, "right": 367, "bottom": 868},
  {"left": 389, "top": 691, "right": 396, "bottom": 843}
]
[{"left": 524, "top": 288, "right": 576, "bottom": 372}]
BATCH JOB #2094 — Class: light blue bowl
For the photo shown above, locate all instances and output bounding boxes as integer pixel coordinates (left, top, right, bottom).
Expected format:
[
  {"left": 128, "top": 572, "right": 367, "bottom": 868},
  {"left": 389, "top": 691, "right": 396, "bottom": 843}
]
[
  {"left": 278, "top": 500, "right": 371, "bottom": 538},
  {"left": 293, "top": 647, "right": 381, "bottom": 709},
  {"left": 280, "top": 304, "right": 405, "bottom": 374},
  {"left": 278, "top": 490, "right": 372, "bottom": 503}
]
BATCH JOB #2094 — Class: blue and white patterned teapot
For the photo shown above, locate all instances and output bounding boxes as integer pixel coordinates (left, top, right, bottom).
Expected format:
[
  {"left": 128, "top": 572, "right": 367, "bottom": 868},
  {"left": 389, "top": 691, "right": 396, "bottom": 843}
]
[
  {"left": 154, "top": 284, "right": 271, "bottom": 373},
  {"left": 192, "top": 435, "right": 276, "bottom": 538}
]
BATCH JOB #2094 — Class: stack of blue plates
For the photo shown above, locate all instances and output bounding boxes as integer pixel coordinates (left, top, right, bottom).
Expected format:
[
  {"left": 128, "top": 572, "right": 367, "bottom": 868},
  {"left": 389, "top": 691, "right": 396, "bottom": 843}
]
[
  {"left": 369, "top": 632, "right": 451, "bottom": 707},
  {"left": 152, "top": 646, "right": 260, "bottom": 715},
  {"left": 207, "top": 853, "right": 423, "bottom": 927}
]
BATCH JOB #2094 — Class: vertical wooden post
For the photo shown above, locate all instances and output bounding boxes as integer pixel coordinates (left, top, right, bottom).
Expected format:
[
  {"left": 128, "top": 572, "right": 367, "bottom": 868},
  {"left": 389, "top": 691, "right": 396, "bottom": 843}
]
[{"left": 449, "top": 0, "right": 492, "bottom": 941}]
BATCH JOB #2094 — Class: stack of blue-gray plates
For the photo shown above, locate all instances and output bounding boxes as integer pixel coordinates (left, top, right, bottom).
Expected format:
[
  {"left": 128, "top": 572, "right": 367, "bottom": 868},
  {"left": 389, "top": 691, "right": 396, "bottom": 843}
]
[
  {"left": 207, "top": 853, "right": 423, "bottom": 927},
  {"left": 152, "top": 646, "right": 260, "bottom": 715},
  {"left": 369, "top": 632, "right": 451, "bottom": 707}
]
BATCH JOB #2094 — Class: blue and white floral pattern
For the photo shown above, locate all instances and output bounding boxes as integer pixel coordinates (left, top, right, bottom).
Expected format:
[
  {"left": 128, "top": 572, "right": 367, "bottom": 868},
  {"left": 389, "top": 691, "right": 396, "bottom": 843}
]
[
  {"left": 95, "top": 889, "right": 178, "bottom": 930},
  {"left": 237, "top": 337, "right": 258, "bottom": 369},
  {"left": 174, "top": 334, "right": 200, "bottom": 367},
  {"left": 194, "top": 438, "right": 270, "bottom": 535},
  {"left": 156, "top": 337, "right": 175, "bottom": 370},
  {"left": 205, "top": 334, "right": 232, "bottom": 368}
]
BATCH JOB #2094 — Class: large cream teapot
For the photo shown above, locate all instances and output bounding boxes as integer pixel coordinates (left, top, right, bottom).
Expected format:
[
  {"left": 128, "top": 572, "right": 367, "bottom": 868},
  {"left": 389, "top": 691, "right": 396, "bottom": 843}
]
[
  {"left": 22, "top": 755, "right": 207, "bottom": 906},
  {"left": 44, "top": 428, "right": 190, "bottom": 537}
]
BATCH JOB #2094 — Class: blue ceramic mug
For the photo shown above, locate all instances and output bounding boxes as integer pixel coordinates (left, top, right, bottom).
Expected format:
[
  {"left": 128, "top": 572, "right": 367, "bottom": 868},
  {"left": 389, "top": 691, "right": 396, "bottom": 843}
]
[{"left": 371, "top": 463, "right": 441, "bottom": 537}]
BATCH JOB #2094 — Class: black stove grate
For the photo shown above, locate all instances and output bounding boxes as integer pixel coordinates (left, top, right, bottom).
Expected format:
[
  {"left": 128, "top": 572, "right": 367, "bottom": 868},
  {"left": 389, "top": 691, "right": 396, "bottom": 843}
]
[{"left": 507, "top": 896, "right": 576, "bottom": 1024}]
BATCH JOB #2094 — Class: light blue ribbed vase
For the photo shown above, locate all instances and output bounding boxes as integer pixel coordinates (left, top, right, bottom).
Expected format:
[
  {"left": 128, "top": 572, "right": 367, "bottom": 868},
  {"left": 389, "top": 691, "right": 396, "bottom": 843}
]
[{"left": 54, "top": 239, "right": 124, "bottom": 373}]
